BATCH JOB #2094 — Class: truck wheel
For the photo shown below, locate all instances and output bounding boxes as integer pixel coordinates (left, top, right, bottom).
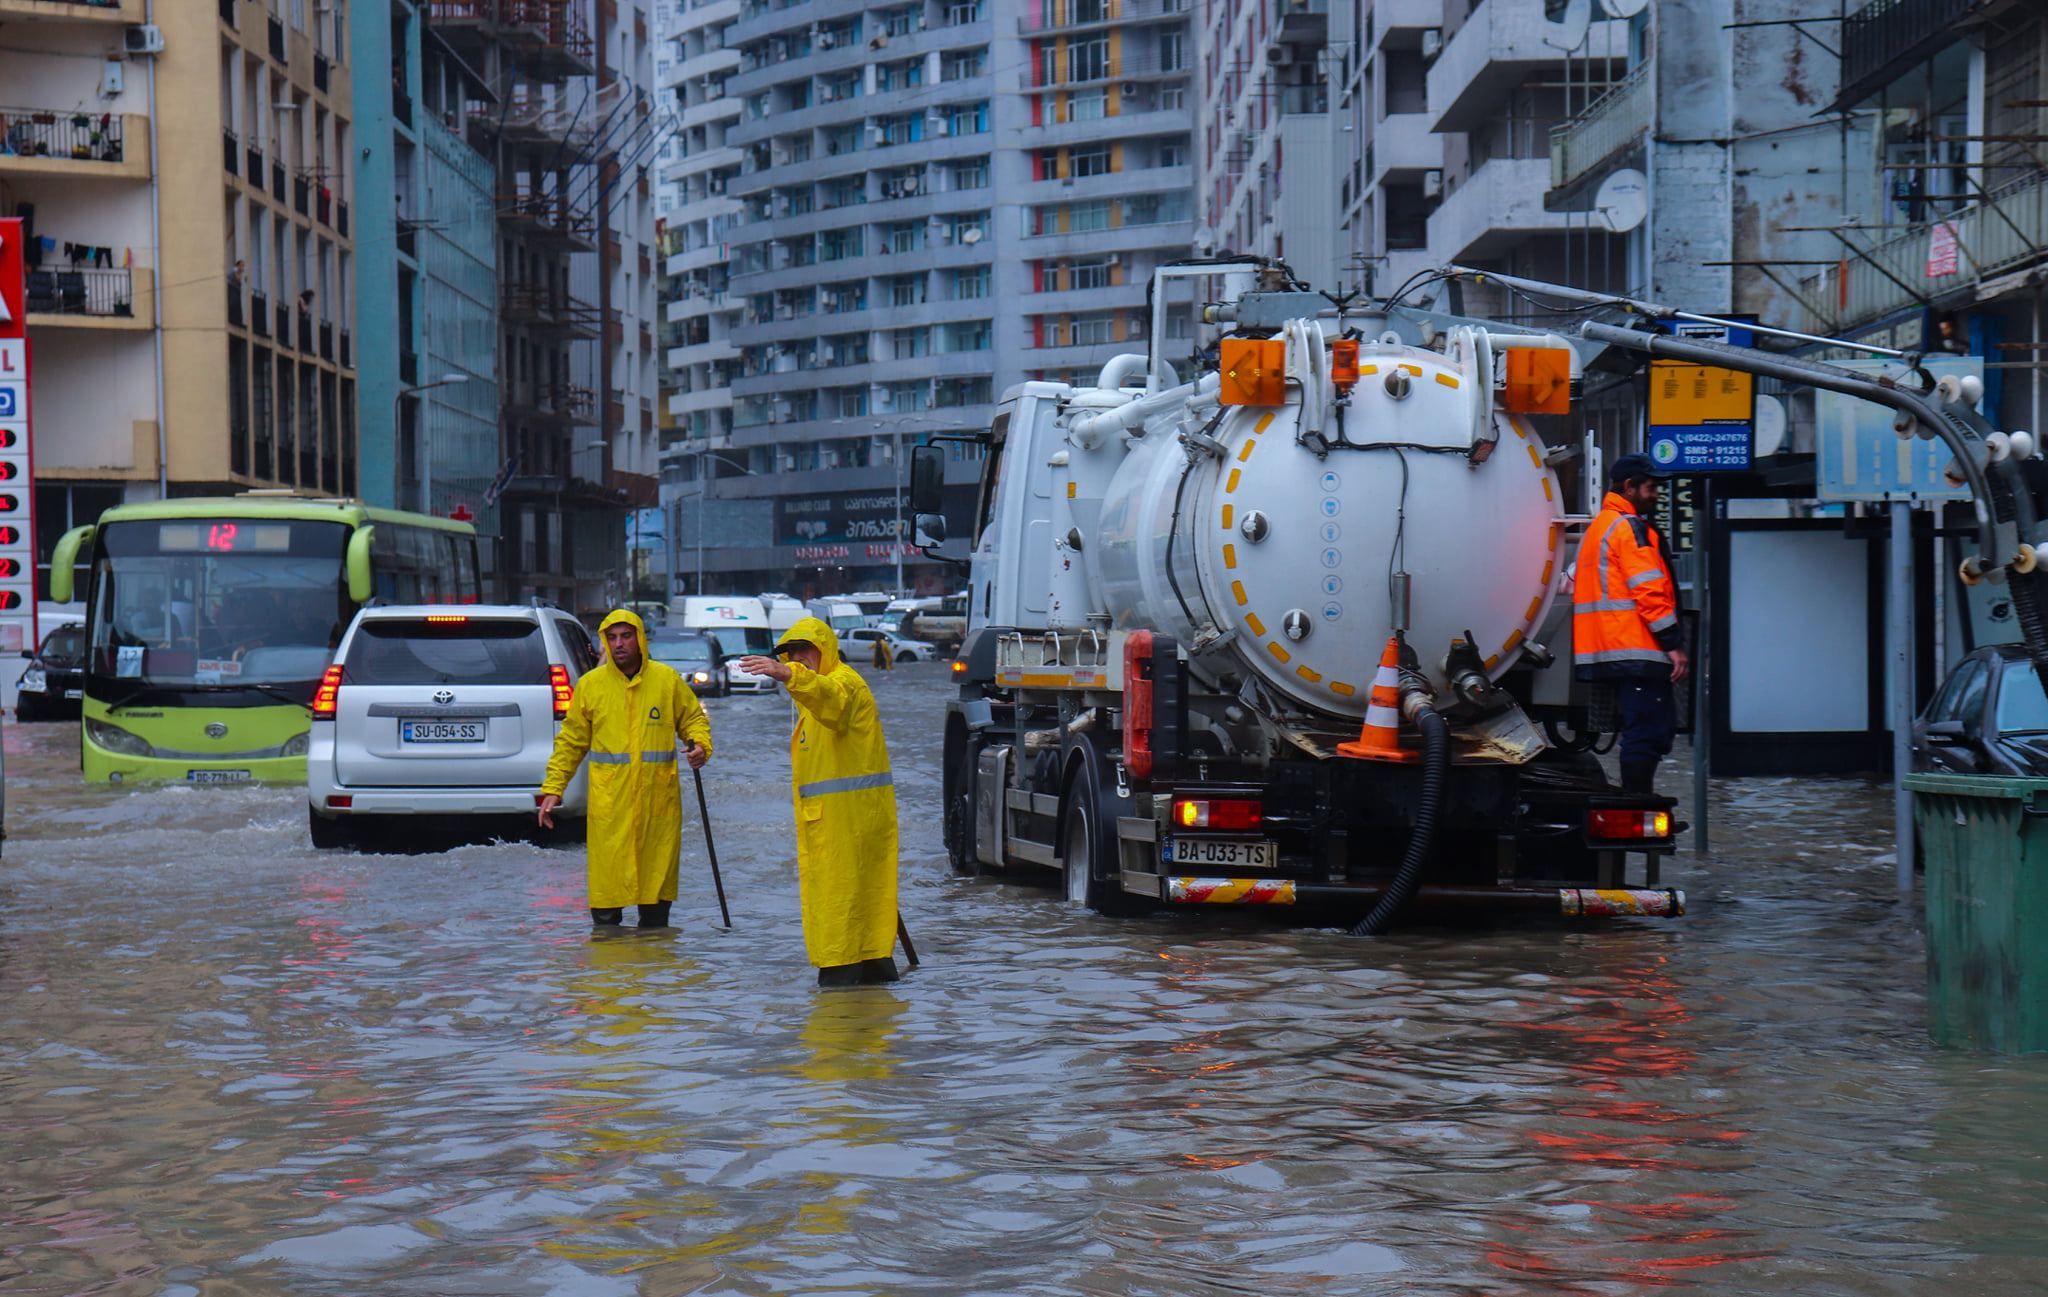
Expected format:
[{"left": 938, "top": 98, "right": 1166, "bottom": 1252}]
[
  {"left": 307, "top": 807, "right": 353, "bottom": 851},
  {"left": 944, "top": 731, "right": 980, "bottom": 876},
  {"left": 1061, "top": 768, "right": 1143, "bottom": 915}
]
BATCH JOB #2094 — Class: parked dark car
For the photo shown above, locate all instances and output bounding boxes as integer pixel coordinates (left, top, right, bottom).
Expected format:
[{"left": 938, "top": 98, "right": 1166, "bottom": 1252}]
[
  {"left": 1912, "top": 643, "right": 2048, "bottom": 776},
  {"left": 647, "top": 631, "right": 726, "bottom": 698},
  {"left": 16, "top": 619, "right": 86, "bottom": 721}
]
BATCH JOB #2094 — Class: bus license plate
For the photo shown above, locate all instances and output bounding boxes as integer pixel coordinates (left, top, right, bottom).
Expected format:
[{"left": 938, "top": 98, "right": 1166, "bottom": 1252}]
[
  {"left": 403, "top": 720, "right": 484, "bottom": 744},
  {"left": 1165, "top": 837, "right": 1276, "bottom": 869},
  {"left": 187, "top": 770, "right": 252, "bottom": 785}
]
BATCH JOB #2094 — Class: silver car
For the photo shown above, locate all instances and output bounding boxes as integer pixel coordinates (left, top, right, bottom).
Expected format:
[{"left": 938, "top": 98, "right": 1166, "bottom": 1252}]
[{"left": 306, "top": 604, "right": 598, "bottom": 848}]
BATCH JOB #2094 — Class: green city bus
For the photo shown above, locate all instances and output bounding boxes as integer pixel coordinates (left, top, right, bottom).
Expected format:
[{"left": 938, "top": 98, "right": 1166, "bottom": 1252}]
[{"left": 50, "top": 497, "right": 481, "bottom": 785}]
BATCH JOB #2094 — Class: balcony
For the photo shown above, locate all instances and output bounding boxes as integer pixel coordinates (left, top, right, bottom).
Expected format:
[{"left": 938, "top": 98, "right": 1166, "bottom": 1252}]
[
  {"left": 1836, "top": 0, "right": 1989, "bottom": 110},
  {"left": 1017, "top": 0, "right": 1185, "bottom": 34},
  {"left": 218, "top": 0, "right": 235, "bottom": 25},
  {"left": 498, "top": 190, "right": 596, "bottom": 250},
  {"left": 313, "top": 53, "right": 330, "bottom": 95},
  {"left": 1427, "top": 155, "right": 1575, "bottom": 261},
  {"left": 501, "top": 283, "right": 602, "bottom": 339},
  {"left": 246, "top": 142, "right": 264, "bottom": 182},
  {"left": 250, "top": 291, "right": 270, "bottom": 337},
  {"left": 393, "top": 88, "right": 413, "bottom": 127},
  {"left": 267, "top": 14, "right": 285, "bottom": 63},
  {"left": 271, "top": 159, "right": 286, "bottom": 203},
  {"left": 223, "top": 129, "right": 239, "bottom": 176},
  {"left": 1547, "top": 61, "right": 1649, "bottom": 191},
  {"left": 1428, "top": 0, "right": 1625, "bottom": 134},
  {"left": 0, "top": 0, "right": 144, "bottom": 22},
  {"left": 427, "top": 1, "right": 595, "bottom": 79},
  {"left": 1801, "top": 170, "right": 2048, "bottom": 334},
  {"left": 24, "top": 266, "right": 150, "bottom": 329},
  {"left": 1370, "top": 110, "right": 1440, "bottom": 184},
  {"left": 0, "top": 107, "right": 146, "bottom": 180}
]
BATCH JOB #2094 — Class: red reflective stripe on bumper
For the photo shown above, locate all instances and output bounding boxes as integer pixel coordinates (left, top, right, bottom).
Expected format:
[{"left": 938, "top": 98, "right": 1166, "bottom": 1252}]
[{"left": 1167, "top": 877, "right": 1297, "bottom": 904}]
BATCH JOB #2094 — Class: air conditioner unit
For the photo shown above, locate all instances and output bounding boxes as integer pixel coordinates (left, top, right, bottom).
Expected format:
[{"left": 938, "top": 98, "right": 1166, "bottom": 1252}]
[
  {"left": 124, "top": 24, "right": 165, "bottom": 55},
  {"left": 938, "top": 227, "right": 953, "bottom": 243},
  {"left": 1420, "top": 28, "right": 1443, "bottom": 61},
  {"left": 708, "top": 177, "right": 725, "bottom": 194},
  {"left": 1265, "top": 46, "right": 1292, "bottom": 66},
  {"left": 823, "top": 291, "right": 839, "bottom": 308},
  {"left": 1422, "top": 168, "right": 1443, "bottom": 198},
  {"left": 867, "top": 124, "right": 885, "bottom": 142},
  {"left": 1106, "top": 253, "right": 1122, "bottom": 266},
  {"left": 1121, "top": 81, "right": 1140, "bottom": 97},
  {"left": 933, "top": 118, "right": 951, "bottom": 135}
]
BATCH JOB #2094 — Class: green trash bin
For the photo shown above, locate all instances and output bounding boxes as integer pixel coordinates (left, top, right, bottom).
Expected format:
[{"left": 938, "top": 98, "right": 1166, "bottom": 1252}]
[{"left": 1905, "top": 772, "right": 2048, "bottom": 1053}]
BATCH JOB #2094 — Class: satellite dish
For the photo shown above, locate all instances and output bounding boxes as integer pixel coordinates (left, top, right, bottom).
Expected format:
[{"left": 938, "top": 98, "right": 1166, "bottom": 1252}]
[
  {"left": 1543, "top": 0, "right": 1591, "bottom": 52},
  {"left": 961, "top": 227, "right": 983, "bottom": 245},
  {"left": 1600, "top": 0, "right": 1648, "bottom": 17},
  {"left": 1755, "top": 395, "right": 1788, "bottom": 458},
  {"left": 1594, "top": 168, "right": 1649, "bottom": 233}
]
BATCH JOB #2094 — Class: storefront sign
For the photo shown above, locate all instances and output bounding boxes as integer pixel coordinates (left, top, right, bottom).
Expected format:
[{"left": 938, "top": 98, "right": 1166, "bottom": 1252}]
[
  {"left": 776, "top": 491, "right": 905, "bottom": 546},
  {"left": 1650, "top": 476, "right": 1700, "bottom": 553},
  {"left": 793, "top": 544, "right": 852, "bottom": 562},
  {"left": 1926, "top": 221, "right": 1960, "bottom": 278},
  {"left": 0, "top": 217, "right": 36, "bottom": 653}
]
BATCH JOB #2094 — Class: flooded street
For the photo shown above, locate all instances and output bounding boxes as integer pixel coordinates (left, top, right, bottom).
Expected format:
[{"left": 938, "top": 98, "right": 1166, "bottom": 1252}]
[{"left": 3, "top": 664, "right": 2046, "bottom": 1295}]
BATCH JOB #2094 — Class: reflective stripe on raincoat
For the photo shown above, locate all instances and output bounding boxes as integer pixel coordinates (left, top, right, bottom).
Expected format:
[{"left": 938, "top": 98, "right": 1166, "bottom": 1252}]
[
  {"left": 1572, "top": 491, "right": 1681, "bottom": 675},
  {"left": 541, "top": 609, "right": 713, "bottom": 909},
  {"left": 778, "top": 616, "right": 898, "bottom": 968}
]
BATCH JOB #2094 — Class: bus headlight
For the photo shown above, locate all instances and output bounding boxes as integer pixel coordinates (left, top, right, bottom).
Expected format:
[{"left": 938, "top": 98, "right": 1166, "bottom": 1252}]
[
  {"left": 280, "top": 732, "right": 310, "bottom": 758},
  {"left": 86, "top": 719, "right": 152, "bottom": 757}
]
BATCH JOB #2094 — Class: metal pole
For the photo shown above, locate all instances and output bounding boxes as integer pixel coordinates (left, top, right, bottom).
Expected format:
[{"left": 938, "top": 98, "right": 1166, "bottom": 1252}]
[
  {"left": 1892, "top": 498, "right": 1915, "bottom": 896},
  {"left": 893, "top": 424, "right": 904, "bottom": 595},
  {"left": 1693, "top": 479, "right": 1712, "bottom": 855}
]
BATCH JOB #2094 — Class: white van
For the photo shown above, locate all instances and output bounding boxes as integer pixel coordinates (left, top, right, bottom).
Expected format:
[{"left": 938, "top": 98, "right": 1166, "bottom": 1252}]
[
  {"left": 678, "top": 596, "right": 776, "bottom": 693},
  {"left": 764, "top": 596, "right": 805, "bottom": 637},
  {"left": 806, "top": 598, "right": 865, "bottom": 637}
]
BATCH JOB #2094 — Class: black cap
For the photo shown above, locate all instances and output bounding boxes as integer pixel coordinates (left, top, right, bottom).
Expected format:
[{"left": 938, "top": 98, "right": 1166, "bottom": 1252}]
[{"left": 1608, "top": 452, "right": 1662, "bottom": 486}]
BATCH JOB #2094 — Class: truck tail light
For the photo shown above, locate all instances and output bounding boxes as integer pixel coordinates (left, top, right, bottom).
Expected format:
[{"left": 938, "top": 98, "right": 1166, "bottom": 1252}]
[
  {"left": 1174, "top": 797, "right": 1263, "bottom": 831},
  {"left": 550, "top": 664, "right": 574, "bottom": 720},
  {"left": 310, "top": 664, "right": 343, "bottom": 719},
  {"left": 1124, "top": 629, "right": 1155, "bottom": 780},
  {"left": 950, "top": 658, "right": 967, "bottom": 675},
  {"left": 1588, "top": 808, "right": 1672, "bottom": 841}
]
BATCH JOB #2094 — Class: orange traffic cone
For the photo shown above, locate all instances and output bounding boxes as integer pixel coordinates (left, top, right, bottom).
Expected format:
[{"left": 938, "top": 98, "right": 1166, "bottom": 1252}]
[{"left": 1336, "top": 636, "right": 1419, "bottom": 762}]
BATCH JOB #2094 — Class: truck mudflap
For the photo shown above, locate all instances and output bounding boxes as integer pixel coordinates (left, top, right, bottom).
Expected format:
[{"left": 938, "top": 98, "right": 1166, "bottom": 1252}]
[{"left": 1160, "top": 878, "right": 1685, "bottom": 917}]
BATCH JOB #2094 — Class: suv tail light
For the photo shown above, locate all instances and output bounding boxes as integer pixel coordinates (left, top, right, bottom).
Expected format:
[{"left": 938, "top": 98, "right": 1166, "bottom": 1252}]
[
  {"left": 311, "top": 664, "right": 343, "bottom": 719},
  {"left": 1588, "top": 808, "right": 1672, "bottom": 841},
  {"left": 550, "top": 663, "right": 573, "bottom": 720},
  {"left": 1173, "top": 796, "right": 1263, "bottom": 832}
]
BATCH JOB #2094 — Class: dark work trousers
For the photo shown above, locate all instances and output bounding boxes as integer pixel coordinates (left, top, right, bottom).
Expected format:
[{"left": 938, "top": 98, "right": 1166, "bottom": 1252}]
[{"left": 1617, "top": 677, "right": 1677, "bottom": 768}]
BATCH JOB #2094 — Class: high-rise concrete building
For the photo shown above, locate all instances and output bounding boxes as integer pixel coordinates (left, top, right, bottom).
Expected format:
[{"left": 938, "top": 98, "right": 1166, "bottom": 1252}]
[
  {"left": 430, "top": 0, "right": 660, "bottom": 613},
  {"left": 653, "top": 0, "right": 1197, "bottom": 598},
  {"left": 352, "top": 4, "right": 503, "bottom": 530},
  {"left": 13, "top": 0, "right": 359, "bottom": 599}
]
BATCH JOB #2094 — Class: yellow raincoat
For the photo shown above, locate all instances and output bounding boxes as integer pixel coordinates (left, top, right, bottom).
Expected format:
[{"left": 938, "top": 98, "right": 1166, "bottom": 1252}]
[
  {"left": 541, "top": 610, "right": 713, "bottom": 910},
  {"left": 778, "top": 616, "right": 899, "bottom": 968}
]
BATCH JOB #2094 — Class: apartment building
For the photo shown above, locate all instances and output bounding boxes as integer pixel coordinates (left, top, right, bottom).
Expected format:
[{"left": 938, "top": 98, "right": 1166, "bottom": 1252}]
[
  {"left": 352, "top": 3, "right": 502, "bottom": 530},
  {"left": 14, "top": 0, "right": 358, "bottom": 595},
  {"left": 670, "top": 0, "right": 1195, "bottom": 597}
]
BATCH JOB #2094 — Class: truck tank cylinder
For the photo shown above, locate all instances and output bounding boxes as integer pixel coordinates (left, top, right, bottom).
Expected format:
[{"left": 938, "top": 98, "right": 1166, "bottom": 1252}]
[{"left": 1096, "top": 344, "right": 1566, "bottom": 721}]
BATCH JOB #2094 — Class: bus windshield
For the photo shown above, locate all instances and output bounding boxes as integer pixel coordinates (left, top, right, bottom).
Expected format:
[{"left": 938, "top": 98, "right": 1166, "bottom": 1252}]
[{"left": 88, "top": 518, "right": 349, "bottom": 695}]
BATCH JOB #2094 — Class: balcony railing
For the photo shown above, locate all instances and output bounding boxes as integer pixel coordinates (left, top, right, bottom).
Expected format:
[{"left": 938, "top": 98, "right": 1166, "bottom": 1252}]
[
  {"left": 267, "top": 15, "right": 285, "bottom": 63},
  {"left": 1549, "top": 61, "right": 1650, "bottom": 190},
  {"left": 219, "top": 0, "right": 237, "bottom": 26},
  {"left": 271, "top": 160, "right": 286, "bottom": 202},
  {"left": 1018, "top": 0, "right": 1179, "bottom": 32},
  {"left": 25, "top": 267, "right": 134, "bottom": 319},
  {"left": 251, "top": 290, "right": 270, "bottom": 337},
  {"left": 227, "top": 284, "right": 244, "bottom": 328},
  {"left": 246, "top": 143, "right": 263, "bottom": 181},
  {"left": 1839, "top": 0, "right": 1981, "bottom": 107},
  {"left": 335, "top": 199, "right": 349, "bottom": 238},
  {"left": 223, "top": 129, "right": 238, "bottom": 176},
  {"left": 393, "top": 88, "right": 413, "bottom": 127},
  {"left": 0, "top": 107, "right": 123, "bottom": 163},
  {"left": 1802, "top": 169, "right": 2048, "bottom": 334},
  {"left": 313, "top": 54, "right": 330, "bottom": 95}
]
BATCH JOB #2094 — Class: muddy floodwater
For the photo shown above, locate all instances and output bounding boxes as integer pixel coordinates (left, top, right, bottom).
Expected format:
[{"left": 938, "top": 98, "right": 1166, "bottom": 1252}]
[{"left": 3, "top": 665, "right": 2046, "bottom": 1295}]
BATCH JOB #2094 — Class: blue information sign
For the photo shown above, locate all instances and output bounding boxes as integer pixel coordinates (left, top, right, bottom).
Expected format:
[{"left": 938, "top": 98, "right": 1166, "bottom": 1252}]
[
  {"left": 1815, "top": 357, "right": 1978, "bottom": 502},
  {"left": 1646, "top": 322, "right": 1755, "bottom": 473}
]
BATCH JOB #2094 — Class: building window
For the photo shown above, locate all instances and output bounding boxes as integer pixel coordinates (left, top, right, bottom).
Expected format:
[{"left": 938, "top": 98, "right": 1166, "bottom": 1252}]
[
  {"left": 1068, "top": 260, "right": 1112, "bottom": 290},
  {"left": 891, "top": 328, "right": 929, "bottom": 359},
  {"left": 890, "top": 274, "right": 926, "bottom": 306},
  {"left": 945, "top": 101, "right": 989, "bottom": 135},
  {"left": 948, "top": 266, "right": 990, "bottom": 300},
  {"left": 1068, "top": 89, "right": 1108, "bottom": 122},
  {"left": 943, "top": 49, "right": 986, "bottom": 81},
  {"left": 1071, "top": 314, "right": 1113, "bottom": 346},
  {"left": 950, "top": 157, "right": 990, "bottom": 189},
  {"left": 941, "top": 320, "right": 992, "bottom": 352},
  {"left": 1071, "top": 145, "right": 1111, "bottom": 178},
  {"left": 1068, "top": 37, "right": 1108, "bottom": 83},
  {"left": 1068, "top": 200, "right": 1110, "bottom": 232},
  {"left": 943, "top": 210, "right": 990, "bottom": 244}
]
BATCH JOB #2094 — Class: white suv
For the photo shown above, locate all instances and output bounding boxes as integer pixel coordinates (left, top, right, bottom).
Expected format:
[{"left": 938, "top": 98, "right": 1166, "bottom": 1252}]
[{"left": 306, "top": 604, "right": 599, "bottom": 848}]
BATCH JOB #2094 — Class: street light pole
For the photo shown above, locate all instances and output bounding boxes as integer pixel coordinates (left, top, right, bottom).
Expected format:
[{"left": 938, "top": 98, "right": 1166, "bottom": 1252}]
[
  {"left": 395, "top": 372, "right": 469, "bottom": 513},
  {"left": 894, "top": 423, "right": 904, "bottom": 596}
]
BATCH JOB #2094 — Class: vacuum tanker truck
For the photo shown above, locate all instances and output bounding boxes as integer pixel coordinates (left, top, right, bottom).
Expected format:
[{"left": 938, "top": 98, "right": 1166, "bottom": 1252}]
[{"left": 916, "top": 262, "right": 1688, "bottom": 930}]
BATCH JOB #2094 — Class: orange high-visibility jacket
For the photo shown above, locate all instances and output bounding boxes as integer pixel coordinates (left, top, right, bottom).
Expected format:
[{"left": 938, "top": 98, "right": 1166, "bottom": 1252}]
[{"left": 1572, "top": 492, "right": 1681, "bottom": 673}]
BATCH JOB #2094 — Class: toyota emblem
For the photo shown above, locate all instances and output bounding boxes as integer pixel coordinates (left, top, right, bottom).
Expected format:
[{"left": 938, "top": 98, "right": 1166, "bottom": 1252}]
[
  {"left": 205, "top": 721, "right": 228, "bottom": 739},
  {"left": 433, "top": 690, "right": 455, "bottom": 705}
]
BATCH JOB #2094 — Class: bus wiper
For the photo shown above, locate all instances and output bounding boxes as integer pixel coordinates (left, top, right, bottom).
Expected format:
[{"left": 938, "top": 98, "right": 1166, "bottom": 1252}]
[
  {"left": 100, "top": 681, "right": 158, "bottom": 711},
  {"left": 200, "top": 681, "right": 309, "bottom": 708}
]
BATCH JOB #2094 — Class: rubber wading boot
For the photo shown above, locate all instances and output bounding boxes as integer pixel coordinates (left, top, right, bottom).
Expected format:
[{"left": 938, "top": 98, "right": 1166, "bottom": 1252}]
[
  {"left": 1619, "top": 761, "right": 1659, "bottom": 795},
  {"left": 817, "top": 956, "right": 901, "bottom": 988},
  {"left": 637, "top": 901, "right": 672, "bottom": 929},
  {"left": 590, "top": 907, "right": 625, "bottom": 927}
]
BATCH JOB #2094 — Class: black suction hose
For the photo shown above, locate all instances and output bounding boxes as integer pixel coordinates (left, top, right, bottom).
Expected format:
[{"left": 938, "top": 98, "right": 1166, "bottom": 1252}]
[{"left": 1351, "top": 705, "right": 1450, "bottom": 936}]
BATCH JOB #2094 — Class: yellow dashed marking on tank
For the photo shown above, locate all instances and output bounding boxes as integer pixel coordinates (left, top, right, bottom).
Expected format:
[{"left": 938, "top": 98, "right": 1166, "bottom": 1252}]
[
  {"left": 1434, "top": 372, "right": 1461, "bottom": 389},
  {"left": 1231, "top": 580, "right": 1248, "bottom": 606},
  {"left": 1485, "top": 654, "right": 1501, "bottom": 670},
  {"left": 1221, "top": 503, "right": 1234, "bottom": 529},
  {"left": 1400, "top": 363, "right": 1423, "bottom": 375},
  {"left": 1066, "top": 481, "right": 1077, "bottom": 498},
  {"left": 1238, "top": 439, "right": 1258, "bottom": 462},
  {"left": 1524, "top": 595, "right": 1543, "bottom": 623},
  {"left": 1330, "top": 681, "right": 1357, "bottom": 697},
  {"left": 1502, "top": 629, "right": 1525, "bottom": 655},
  {"left": 1226, "top": 468, "right": 1242, "bottom": 493},
  {"left": 1541, "top": 559, "right": 1555, "bottom": 586},
  {"left": 1254, "top": 413, "right": 1275, "bottom": 434},
  {"left": 1526, "top": 444, "right": 1544, "bottom": 469},
  {"left": 1295, "top": 664, "right": 1322, "bottom": 683},
  {"left": 1267, "top": 642, "right": 1292, "bottom": 663},
  {"left": 1360, "top": 364, "right": 1378, "bottom": 376},
  {"left": 1245, "top": 612, "right": 1265, "bottom": 636},
  {"left": 1542, "top": 477, "right": 1554, "bottom": 501},
  {"left": 1223, "top": 543, "right": 1238, "bottom": 570}
]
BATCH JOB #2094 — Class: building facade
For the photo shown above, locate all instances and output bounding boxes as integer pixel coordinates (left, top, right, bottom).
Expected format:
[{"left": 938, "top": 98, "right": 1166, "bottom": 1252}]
[
  {"left": 665, "top": 0, "right": 1196, "bottom": 597},
  {"left": 16, "top": 0, "right": 360, "bottom": 598}
]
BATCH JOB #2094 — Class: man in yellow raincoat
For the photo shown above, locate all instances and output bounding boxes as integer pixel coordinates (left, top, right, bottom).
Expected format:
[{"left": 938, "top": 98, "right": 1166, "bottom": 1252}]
[
  {"left": 739, "top": 616, "right": 900, "bottom": 986},
  {"left": 539, "top": 609, "right": 713, "bottom": 930}
]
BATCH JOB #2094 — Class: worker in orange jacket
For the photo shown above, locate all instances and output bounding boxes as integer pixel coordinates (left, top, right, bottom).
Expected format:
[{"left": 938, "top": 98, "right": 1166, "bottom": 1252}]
[{"left": 1573, "top": 453, "right": 1690, "bottom": 794}]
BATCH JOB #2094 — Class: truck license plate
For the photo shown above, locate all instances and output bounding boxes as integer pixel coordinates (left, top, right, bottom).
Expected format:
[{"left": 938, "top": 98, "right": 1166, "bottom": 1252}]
[
  {"left": 186, "top": 770, "right": 252, "bottom": 785},
  {"left": 1165, "top": 837, "right": 1276, "bottom": 869},
  {"left": 402, "top": 720, "right": 484, "bottom": 744}
]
